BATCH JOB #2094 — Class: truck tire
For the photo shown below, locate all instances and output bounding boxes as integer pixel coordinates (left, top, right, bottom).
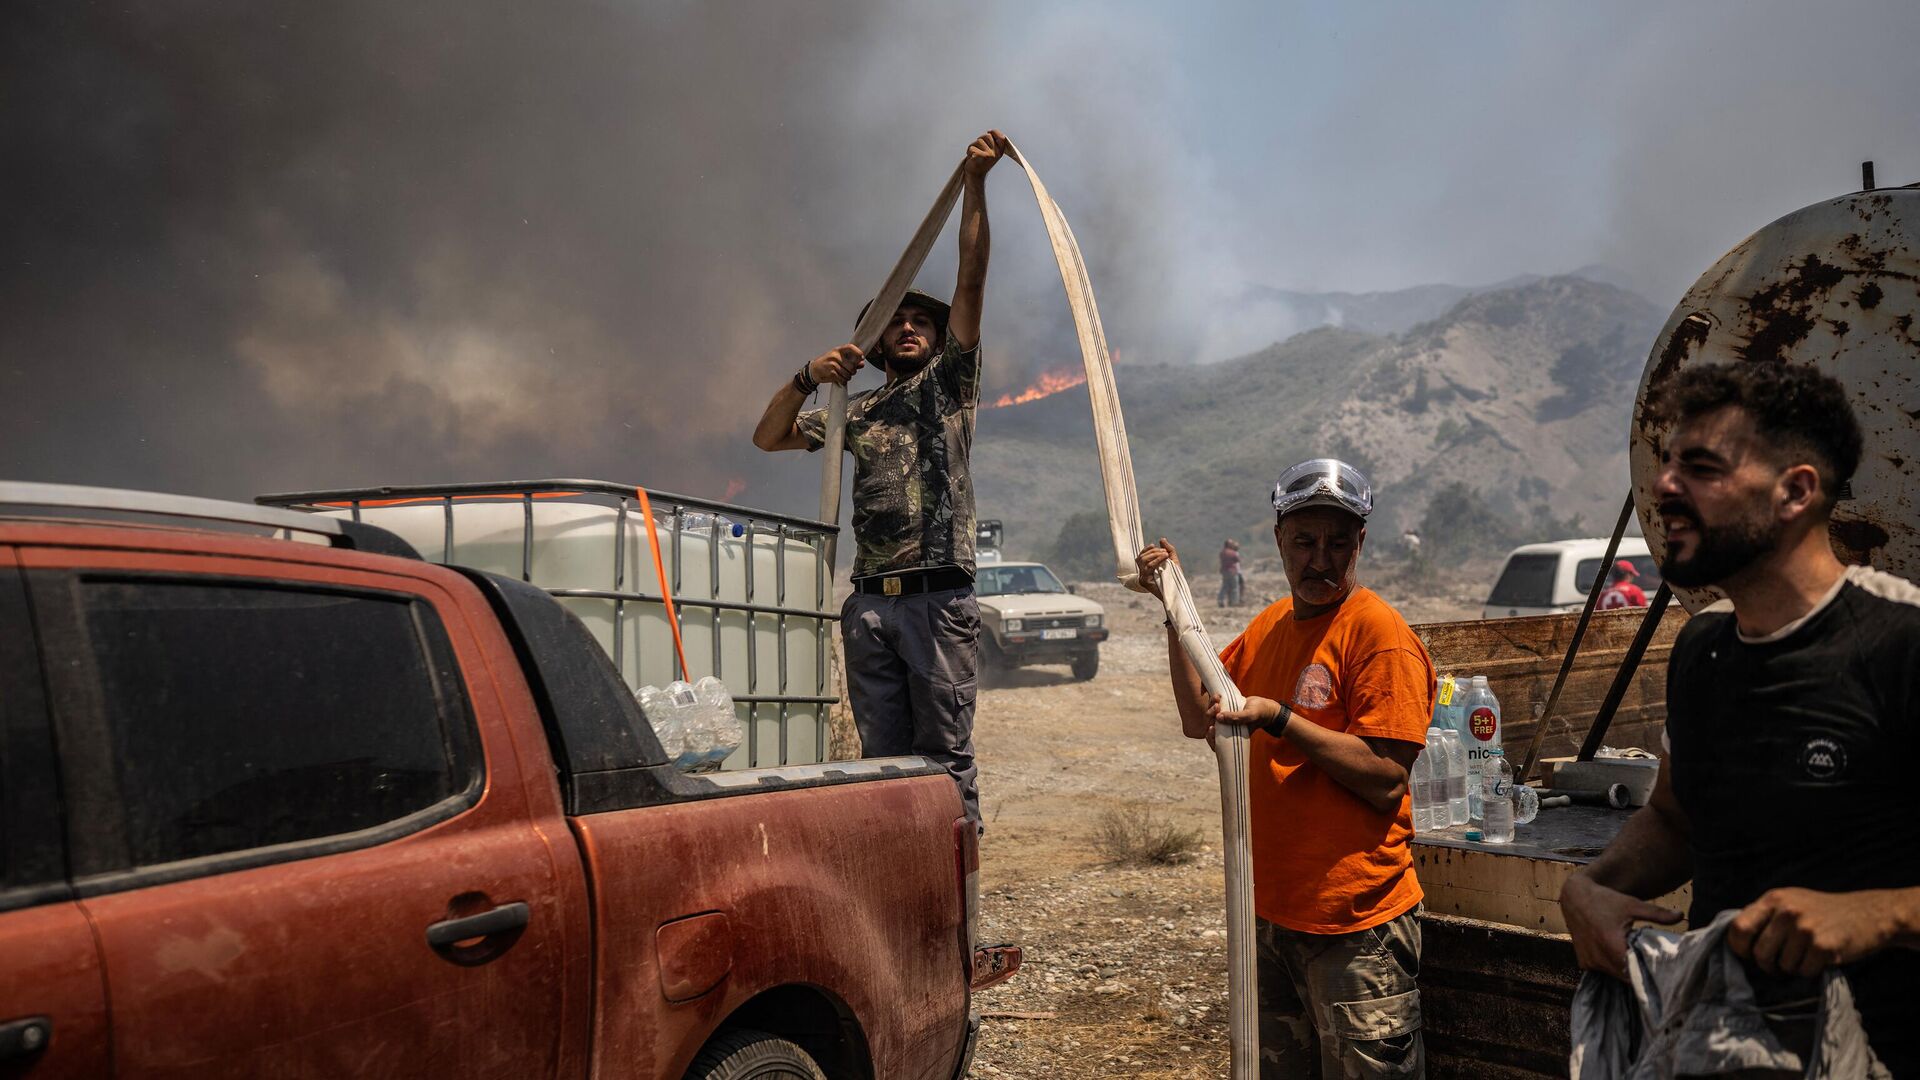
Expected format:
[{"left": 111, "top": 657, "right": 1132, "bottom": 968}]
[
  {"left": 686, "top": 1028, "right": 829, "bottom": 1080},
  {"left": 1070, "top": 650, "right": 1099, "bottom": 681}
]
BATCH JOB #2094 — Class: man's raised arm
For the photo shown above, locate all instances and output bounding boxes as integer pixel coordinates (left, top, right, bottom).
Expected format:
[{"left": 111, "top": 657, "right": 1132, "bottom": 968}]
[
  {"left": 948, "top": 130, "right": 1009, "bottom": 352},
  {"left": 751, "top": 344, "right": 864, "bottom": 452}
]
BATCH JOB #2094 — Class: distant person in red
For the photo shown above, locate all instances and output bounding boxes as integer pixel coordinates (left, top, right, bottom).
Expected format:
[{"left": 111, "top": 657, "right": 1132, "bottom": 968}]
[
  {"left": 1218, "top": 538, "right": 1243, "bottom": 606},
  {"left": 1597, "top": 559, "right": 1648, "bottom": 610}
]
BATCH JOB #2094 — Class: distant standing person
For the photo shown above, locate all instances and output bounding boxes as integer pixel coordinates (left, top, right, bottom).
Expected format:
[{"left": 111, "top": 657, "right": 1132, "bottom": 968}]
[
  {"left": 751, "top": 130, "right": 1011, "bottom": 830},
  {"left": 1218, "top": 538, "right": 1243, "bottom": 606},
  {"left": 1560, "top": 362, "right": 1920, "bottom": 1072},
  {"left": 1596, "top": 559, "right": 1648, "bottom": 609},
  {"left": 1138, "top": 458, "right": 1431, "bottom": 1079}
]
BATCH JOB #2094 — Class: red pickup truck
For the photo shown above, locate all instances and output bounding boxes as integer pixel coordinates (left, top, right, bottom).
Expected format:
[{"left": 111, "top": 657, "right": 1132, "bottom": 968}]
[{"left": 0, "top": 482, "right": 1014, "bottom": 1079}]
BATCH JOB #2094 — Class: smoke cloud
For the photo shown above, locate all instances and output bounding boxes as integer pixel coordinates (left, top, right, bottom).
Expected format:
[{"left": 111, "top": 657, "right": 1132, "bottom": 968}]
[{"left": 4, "top": 1, "right": 1916, "bottom": 523}]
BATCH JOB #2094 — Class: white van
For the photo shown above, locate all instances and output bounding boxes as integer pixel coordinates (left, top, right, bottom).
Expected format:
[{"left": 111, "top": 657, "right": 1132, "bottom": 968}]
[{"left": 1481, "top": 537, "right": 1662, "bottom": 619}]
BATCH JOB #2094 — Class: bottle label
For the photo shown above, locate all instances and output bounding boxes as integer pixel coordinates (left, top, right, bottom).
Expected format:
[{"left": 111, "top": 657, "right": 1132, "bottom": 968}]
[
  {"left": 1437, "top": 676, "right": 1455, "bottom": 707},
  {"left": 1470, "top": 706, "right": 1498, "bottom": 740}
]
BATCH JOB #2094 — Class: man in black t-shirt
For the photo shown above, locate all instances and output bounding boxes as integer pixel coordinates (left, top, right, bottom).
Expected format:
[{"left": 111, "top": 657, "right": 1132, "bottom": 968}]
[{"left": 1562, "top": 362, "right": 1920, "bottom": 1072}]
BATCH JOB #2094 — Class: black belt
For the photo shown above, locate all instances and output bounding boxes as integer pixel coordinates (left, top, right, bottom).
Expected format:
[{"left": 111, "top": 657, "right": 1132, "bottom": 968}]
[{"left": 852, "top": 567, "right": 974, "bottom": 596}]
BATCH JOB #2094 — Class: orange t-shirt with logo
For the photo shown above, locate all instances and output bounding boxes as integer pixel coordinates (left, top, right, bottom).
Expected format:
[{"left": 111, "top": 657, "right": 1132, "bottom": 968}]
[{"left": 1218, "top": 587, "right": 1435, "bottom": 933}]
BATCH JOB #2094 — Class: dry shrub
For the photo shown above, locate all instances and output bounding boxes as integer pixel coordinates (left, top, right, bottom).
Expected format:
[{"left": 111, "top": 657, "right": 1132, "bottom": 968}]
[{"left": 1094, "top": 806, "right": 1202, "bottom": 866}]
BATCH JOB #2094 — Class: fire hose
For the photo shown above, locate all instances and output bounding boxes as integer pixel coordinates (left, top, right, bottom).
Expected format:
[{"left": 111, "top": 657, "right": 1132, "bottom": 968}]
[{"left": 817, "top": 141, "right": 1260, "bottom": 1079}]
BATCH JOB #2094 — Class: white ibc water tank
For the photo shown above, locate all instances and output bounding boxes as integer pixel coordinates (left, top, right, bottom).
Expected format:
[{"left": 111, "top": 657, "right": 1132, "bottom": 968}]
[{"left": 318, "top": 498, "right": 833, "bottom": 768}]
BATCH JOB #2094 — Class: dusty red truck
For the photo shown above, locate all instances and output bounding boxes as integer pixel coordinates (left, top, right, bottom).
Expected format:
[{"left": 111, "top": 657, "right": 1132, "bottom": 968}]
[{"left": 0, "top": 482, "right": 1015, "bottom": 1079}]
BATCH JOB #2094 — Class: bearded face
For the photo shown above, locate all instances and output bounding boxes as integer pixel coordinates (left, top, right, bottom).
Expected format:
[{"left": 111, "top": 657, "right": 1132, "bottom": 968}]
[
  {"left": 1658, "top": 488, "right": 1783, "bottom": 588},
  {"left": 1654, "top": 406, "right": 1794, "bottom": 589},
  {"left": 877, "top": 305, "right": 942, "bottom": 377}
]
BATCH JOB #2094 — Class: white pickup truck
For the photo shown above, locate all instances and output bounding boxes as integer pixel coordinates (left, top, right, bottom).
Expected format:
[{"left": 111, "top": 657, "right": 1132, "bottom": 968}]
[{"left": 974, "top": 561, "right": 1108, "bottom": 680}]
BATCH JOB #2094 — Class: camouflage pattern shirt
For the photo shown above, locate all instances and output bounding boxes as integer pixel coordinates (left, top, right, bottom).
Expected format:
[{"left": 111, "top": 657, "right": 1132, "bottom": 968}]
[{"left": 797, "top": 337, "right": 981, "bottom": 578}]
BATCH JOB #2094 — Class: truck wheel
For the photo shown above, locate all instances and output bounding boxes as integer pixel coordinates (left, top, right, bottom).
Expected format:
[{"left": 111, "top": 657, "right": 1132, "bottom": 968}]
[
  {"left": 1070, "top": 650, "right": 1099, "bottom": 681},
  {"left": 686, "top": 1028, "right": 828, "bottom": 1080}
]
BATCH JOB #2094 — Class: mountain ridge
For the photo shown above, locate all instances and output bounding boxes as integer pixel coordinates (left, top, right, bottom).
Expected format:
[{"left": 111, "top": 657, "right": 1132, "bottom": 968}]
[
  {"left": 1224, "top": 264, "right": 1648, "bottom": 340},
  {"left": 972, "top": 274, "right": 1666, "bottom": 571}
]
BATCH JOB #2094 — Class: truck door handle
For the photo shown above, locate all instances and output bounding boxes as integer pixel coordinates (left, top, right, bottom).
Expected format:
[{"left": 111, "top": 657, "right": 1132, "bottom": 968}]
[
  {"left": 0, "top": 1016, "right": 52, "bottom": 1060},
  {"left": 426, "top": 901, "right": 530, "bottom": 950}
]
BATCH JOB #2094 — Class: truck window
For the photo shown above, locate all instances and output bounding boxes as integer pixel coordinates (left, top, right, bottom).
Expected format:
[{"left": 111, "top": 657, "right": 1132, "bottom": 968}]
[
  {"left": 1574, "top": 555, "right": 1662, "bottom": 594},
  {"left": 0, "top": 567, "right": 64, "bottom": 910},
  {"left": 977, "top": 565, "right": 1067, "bottom": 596},
  {"left": 1486, "top": 554, "right": 1559, "bottom": 607},
  {"left": 74, "top": 580, "right": 480, "bottom": 872}
]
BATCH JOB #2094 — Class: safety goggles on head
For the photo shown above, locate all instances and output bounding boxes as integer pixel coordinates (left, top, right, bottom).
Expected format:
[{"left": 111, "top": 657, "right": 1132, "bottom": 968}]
[{"left": 1271, "top": 458, "right": 1374, "bottom": 521}]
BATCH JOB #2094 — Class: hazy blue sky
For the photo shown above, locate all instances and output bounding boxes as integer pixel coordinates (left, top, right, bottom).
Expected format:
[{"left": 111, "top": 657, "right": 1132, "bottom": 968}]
[{"left": 4, "top": 1, "right": 1916, "bottom": 511}]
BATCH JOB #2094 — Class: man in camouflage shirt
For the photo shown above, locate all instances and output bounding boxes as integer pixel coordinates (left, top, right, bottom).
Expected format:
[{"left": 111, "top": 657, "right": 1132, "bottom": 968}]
[{"left": 753, "top": 130, "right": 1008, "bottom": 826}]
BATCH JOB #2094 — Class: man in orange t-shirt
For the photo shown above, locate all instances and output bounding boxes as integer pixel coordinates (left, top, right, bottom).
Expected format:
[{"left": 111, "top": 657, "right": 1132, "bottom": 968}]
[{"left": 1138, "top": 458, "right": 1432, "bottom": 1079}]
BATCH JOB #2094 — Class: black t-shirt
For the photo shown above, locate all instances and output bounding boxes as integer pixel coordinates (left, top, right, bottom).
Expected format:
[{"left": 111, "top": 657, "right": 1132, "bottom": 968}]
[{"left": 1666, "top": 566, "right": 1920, "bottom": 1070}]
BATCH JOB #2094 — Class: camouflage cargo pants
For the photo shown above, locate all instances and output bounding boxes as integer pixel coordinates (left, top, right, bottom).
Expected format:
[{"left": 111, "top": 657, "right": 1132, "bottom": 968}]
[{"left": 1257, "top": 909, "right": 1424, "bottom": 1079}]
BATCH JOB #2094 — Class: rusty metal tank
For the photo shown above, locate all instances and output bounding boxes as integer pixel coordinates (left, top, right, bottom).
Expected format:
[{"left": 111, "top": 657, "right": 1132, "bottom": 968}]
[{"left": 1631, "top": 185, "right": 1920, "bottom": 612}]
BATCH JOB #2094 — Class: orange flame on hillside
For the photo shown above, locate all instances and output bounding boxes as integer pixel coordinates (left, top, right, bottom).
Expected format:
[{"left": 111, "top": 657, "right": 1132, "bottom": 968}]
[
  {"left": 985, "top": 367, "right": 1088, "bottom": 408},
  {"left": 723, "top": 477, "right": 748, "bottom": 501}
]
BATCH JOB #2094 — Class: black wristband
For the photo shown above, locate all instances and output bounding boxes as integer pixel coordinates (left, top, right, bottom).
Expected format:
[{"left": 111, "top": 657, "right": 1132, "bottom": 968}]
[
  {"left": 1261, "top": 704, "right": 1292, "bottom": 740},
  {"left": 793, "top": 366, "right": 818, "bottom": 395}
]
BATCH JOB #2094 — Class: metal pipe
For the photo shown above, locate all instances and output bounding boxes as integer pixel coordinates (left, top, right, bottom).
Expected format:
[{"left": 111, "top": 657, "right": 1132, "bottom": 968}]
[
  {"left": 776, "top": 526, "right": 790, "bottom": 703},
  {"left": 543, "top": 589, "right": 839, "bottom": 621},
  {"left": 671, "top": 506, "right": 685, "bottom": 680},
  {"left": 1539, "top": 785, "right": 1631, "bottom": 810},
  {"left": 744, "top": 520, "right": 758, "bottom": 698},
  {"left": 258, "top": 477, "right": 840, "bottom": 534},
  {"left": 1577, "top": 584, "right": 1674, "bottom": 761},
  {"left": 709, "top": 518, "right": 721, "bottom": 687},
  {"left": 613, "top": 496, "right": 628, "bottom": 681},
  {"left": 520, "top": 493, "right": 533, "bottom": 583},
  {"left": 1517, "top": 492, "right": 1635, "bottom": 783}
]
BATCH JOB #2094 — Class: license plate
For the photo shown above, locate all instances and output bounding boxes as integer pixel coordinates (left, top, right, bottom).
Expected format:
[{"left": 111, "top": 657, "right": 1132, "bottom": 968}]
[{"left": 1040, "top": 628, "right": 1077, "bottom": 640}]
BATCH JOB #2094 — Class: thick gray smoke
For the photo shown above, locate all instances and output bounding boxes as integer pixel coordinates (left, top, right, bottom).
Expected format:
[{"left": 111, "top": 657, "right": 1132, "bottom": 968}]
[
  {"left": 4, "top": 2, "right": 1917, "bottom": 521},
  {"left": 0, "top": 2, "right": 1215, "bottom": 516}
]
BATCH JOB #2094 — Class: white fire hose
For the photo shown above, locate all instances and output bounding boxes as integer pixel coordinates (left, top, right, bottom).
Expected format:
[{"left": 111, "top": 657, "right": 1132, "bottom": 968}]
[{"left": 817, "top": 141, "right": 1259, "bottom": 1079}]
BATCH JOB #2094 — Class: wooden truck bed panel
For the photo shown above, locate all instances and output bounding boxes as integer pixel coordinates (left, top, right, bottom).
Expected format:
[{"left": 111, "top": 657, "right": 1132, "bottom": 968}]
[{"left": 1414, "top": 605, "right": 1690, "bottom": 763}]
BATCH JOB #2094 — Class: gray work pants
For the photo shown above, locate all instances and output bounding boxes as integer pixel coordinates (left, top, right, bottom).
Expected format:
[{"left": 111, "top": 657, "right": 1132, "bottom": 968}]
[
  {"left": 1259, "top": 909, "right": 1425, "bottom": 1079},
  {"left": 841, "top": 586, "right": 981, "bottom": 825}
]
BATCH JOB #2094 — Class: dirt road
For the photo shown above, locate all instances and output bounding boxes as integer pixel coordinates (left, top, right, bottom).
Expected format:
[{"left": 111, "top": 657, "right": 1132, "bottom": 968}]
[{"left": 966, "top": 570, "right": 1479, "bottom": 1078}]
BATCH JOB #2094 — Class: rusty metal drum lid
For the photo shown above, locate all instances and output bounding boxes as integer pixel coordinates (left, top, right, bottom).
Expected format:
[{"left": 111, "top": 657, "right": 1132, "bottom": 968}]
[{"left": 1632, "top": 186, "right": 1920, "bottom": 613}]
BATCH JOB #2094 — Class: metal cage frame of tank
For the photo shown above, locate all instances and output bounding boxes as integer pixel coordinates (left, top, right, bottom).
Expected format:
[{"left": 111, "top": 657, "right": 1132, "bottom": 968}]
[{"left": 257, "top": 478, "right": 840, "bottom": 769}]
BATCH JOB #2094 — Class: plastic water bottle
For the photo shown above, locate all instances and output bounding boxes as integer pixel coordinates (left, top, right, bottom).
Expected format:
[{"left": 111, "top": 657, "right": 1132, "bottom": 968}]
[
  {"left": 690, "top": 675, "right": 744, "bottom": 768},
  {"left": 1440, "top": 729, "right": 1470, "bottom": 826},
  {"left": 1412, "top": 732, "right": 1440, "bottom": 832},
  {"left": 1459, "top": 675, "right": 1503, "bottom": 817},
  {"left": 1482, "top": 748, "right": 1515, "bottom": 843},
  {"left": 637, "top": 680, "right": 708, "bottom": 769},
  {"left": 1431, "top": 674, "right": 1457, "bottom": 733},
  {"left": 1513, "top": 781, "right": 1540, "bottom": 826},
  {"left": 1426, "top": 728, "right": 1447, "bottom": 831}
]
